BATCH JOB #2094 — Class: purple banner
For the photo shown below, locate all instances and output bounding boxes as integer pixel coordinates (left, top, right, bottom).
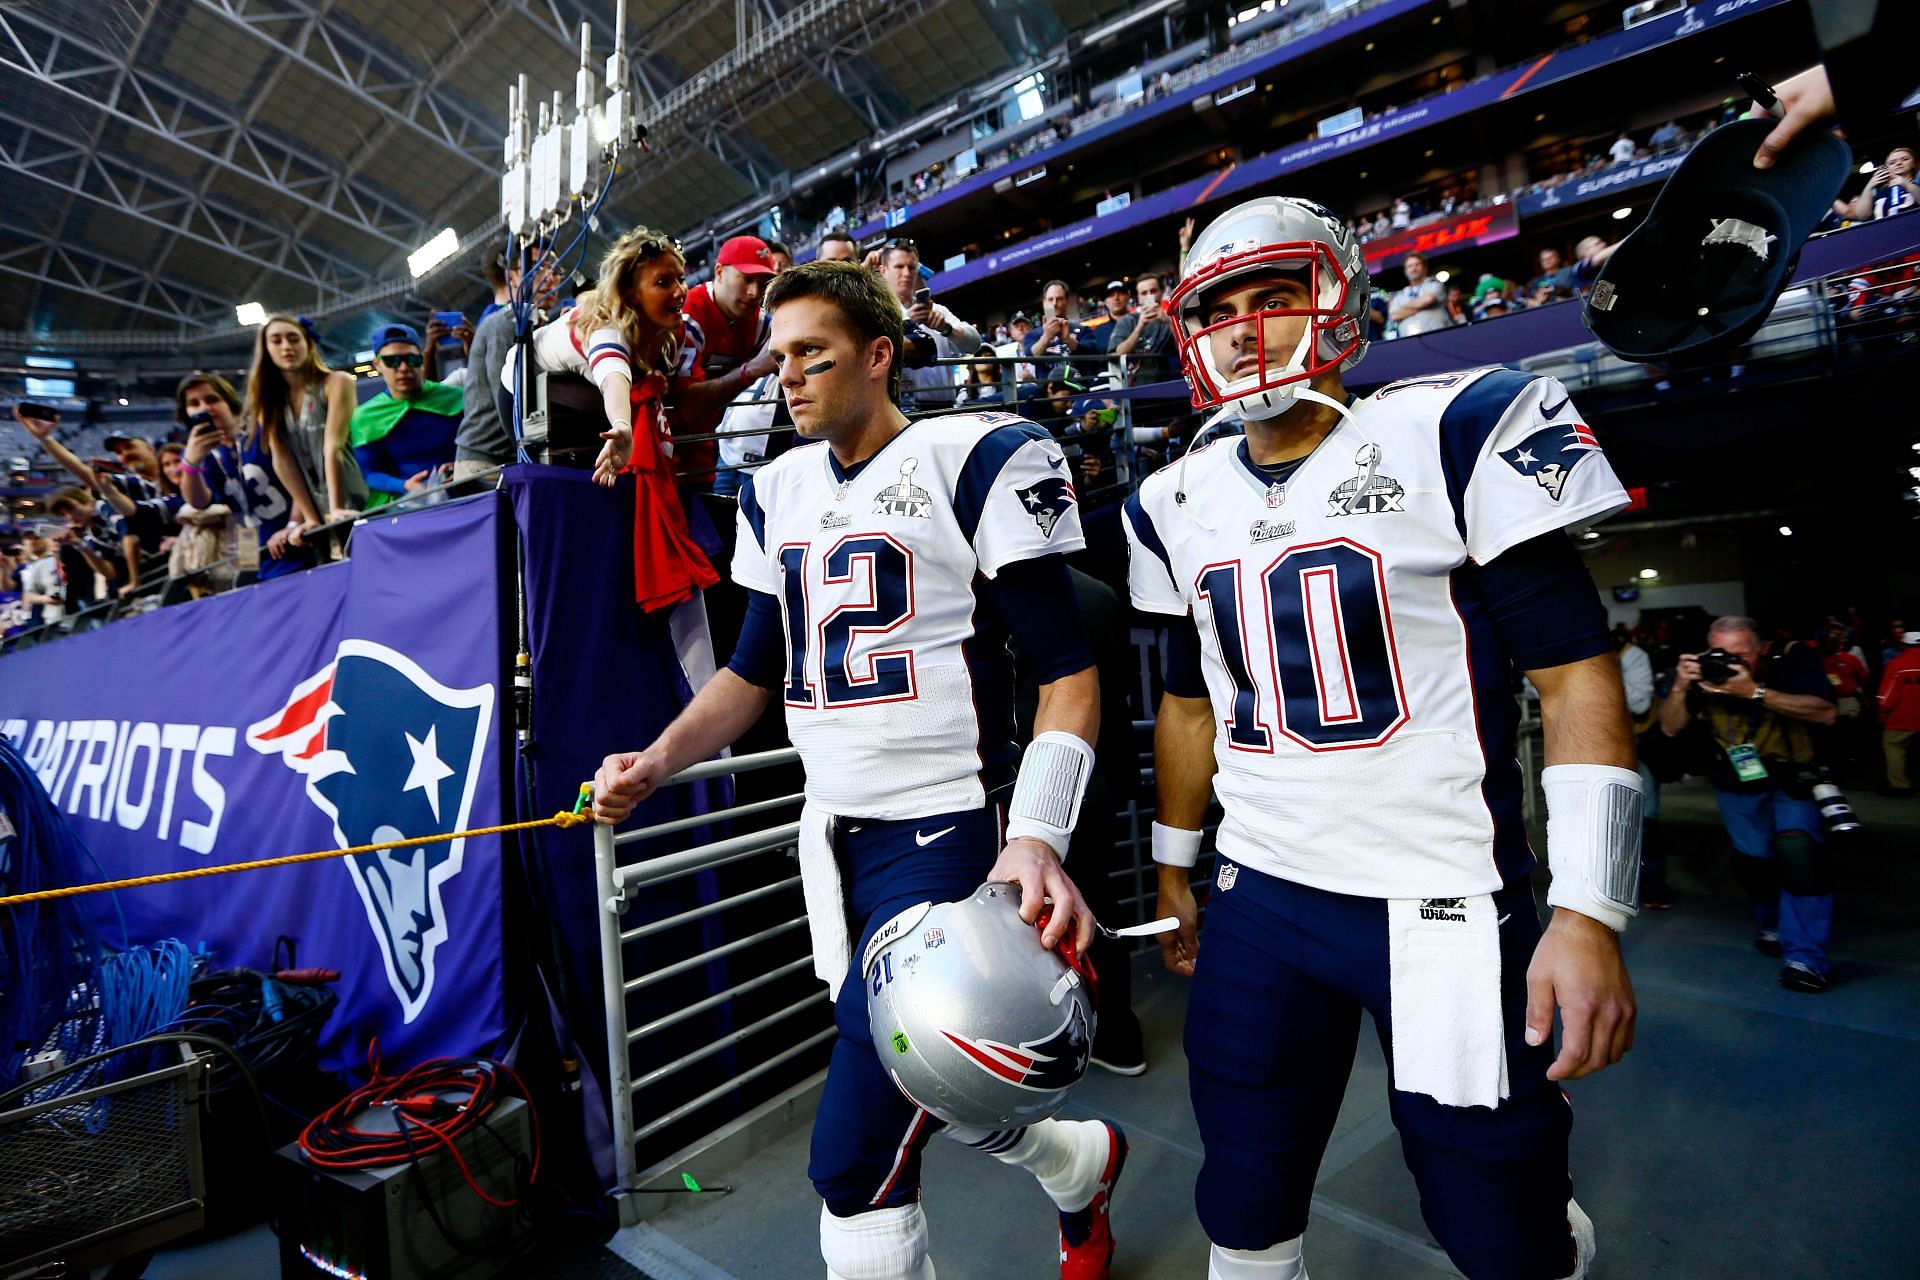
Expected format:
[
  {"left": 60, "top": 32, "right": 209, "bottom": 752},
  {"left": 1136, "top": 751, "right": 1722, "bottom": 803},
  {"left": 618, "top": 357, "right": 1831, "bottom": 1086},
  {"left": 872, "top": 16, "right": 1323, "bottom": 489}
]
[
  {"left": 1515, "top": 151, "right": 1690, "bottom": 217},
  {"left": 1360, "top": 204, "right": 1519, "bottom": 271},
  {"left": 0, "top": 496, "right": 513, "bottom": 1073},
  {"left": 934, "top": 0, "right": 1791, "bottom": 293}
]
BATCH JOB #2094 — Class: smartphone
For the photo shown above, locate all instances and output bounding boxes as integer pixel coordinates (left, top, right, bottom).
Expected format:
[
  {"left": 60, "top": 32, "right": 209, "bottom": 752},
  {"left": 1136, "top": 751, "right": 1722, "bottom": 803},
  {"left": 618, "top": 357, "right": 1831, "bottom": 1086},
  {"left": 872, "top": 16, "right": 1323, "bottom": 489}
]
[
  {"left": 913, "top": 288, "right": 932, "bottom": 306},
  {"left": 432, "top": 311, "right": 464, "bottom": 343},
  {"left": 17, "top": 402, "right": 57, "bottom": 422}
]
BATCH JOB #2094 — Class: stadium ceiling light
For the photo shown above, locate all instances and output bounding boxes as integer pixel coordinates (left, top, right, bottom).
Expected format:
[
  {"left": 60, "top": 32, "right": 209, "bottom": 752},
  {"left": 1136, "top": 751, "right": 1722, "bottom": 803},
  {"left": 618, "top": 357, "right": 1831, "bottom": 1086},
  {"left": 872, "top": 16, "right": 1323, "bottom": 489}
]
[
  {"left": 1778, "top": 526, "right": 1794, "bottom": 536},
  {"left": 1612, "top": 206, "right": 1634, "bottom": 220},
  {"left": 1434, "top": 270, "right": 1450, "bottom": 282},
  {"left": 1638, "top": 568, "right": 1659, "bottom": 579},
  {"left": 235, "top": 302, "right": 267, "bottom": 326},
  {"left": 408, "top": 228, "right": 461, "bottom": 279},
  {"left": 117, "top": 397, "right": 128, "bottom": 406},
  {"left": 1860, "top": 162, "right": 1876, "bottom": 175},
  {"left": 1081, "top": 0, "right": 1181, "bottom": 45}
]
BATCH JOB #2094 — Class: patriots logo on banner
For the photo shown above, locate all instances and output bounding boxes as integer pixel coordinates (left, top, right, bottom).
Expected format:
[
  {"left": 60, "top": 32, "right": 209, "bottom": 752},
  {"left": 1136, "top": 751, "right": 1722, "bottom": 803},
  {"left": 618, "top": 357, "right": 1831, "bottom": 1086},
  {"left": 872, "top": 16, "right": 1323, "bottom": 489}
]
[
  {"left": 941, "top": 1004, "right": 1090, "bottom": 1092},
  {"left": 1499, "top": 422, "right": 1604, "bottom": 503},
  {"left": 247, "top": 639, "right": 494, "bottom": 1022},
  {"left": 1016, "top": 476, "right": 1075, "bottom": 538}
]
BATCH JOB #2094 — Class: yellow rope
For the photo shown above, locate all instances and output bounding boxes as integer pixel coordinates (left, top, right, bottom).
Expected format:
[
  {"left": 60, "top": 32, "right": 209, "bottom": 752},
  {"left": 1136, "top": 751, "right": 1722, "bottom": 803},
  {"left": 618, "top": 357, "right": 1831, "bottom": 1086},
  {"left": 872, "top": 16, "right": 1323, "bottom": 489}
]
[{"left": 0, "top": 785, "right": 599, "bottom": 909}]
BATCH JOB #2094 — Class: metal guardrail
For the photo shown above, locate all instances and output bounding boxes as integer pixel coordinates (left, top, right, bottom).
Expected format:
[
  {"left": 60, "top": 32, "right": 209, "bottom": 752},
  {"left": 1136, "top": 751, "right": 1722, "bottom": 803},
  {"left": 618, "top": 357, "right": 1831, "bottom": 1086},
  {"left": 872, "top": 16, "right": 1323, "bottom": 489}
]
[{"left": 591, "top": 747, "right": 824, "bottom": 1221}]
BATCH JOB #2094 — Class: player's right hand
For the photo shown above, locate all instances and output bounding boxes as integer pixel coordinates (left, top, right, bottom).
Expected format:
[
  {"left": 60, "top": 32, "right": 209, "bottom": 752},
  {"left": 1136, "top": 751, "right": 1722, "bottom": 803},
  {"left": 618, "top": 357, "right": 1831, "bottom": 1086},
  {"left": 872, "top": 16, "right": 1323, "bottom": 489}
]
[
  {"left": 1674, "top": 652, "right": 1701, "bottom": 688},
  {"left": 593, "top": 750, "right": 667, "bottom": 825},
  {"left": 1155, "top": 868, "right": 1199, "bottom": 977}
]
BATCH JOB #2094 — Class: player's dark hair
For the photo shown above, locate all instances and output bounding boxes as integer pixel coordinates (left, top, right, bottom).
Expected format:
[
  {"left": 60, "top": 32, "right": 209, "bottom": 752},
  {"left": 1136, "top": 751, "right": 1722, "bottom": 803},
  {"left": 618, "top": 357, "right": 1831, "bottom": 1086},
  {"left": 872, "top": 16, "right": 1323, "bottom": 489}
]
[
  {"left": 482, "top": 247, "right": 508, "bottom": 289},
  {"left": 1043, "top": 278, "right": 1070, "bottom": 296},
  {"left": 765, "top": 260, "right": 906, "bottom": 402},
  {"left": 1136, "top": 272, "right": 1163, "bottom": 290},
  {"left": 173, "top": 371, "right": 242, "bottom": 427},
  {"left": 820, "top": 228, "right": 856, "bottom": 250},
  {"left": 766, "top": 240, "right": 792, "bottom": 259}
]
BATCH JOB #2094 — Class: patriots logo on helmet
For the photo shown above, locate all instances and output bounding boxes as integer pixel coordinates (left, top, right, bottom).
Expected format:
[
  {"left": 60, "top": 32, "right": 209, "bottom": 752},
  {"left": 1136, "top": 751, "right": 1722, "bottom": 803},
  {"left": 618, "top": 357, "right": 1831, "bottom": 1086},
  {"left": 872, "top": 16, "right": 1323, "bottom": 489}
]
[
  {"left": 247, "top": 639, "right": 494, "bottom": 1022},
  {"left": 1499, "top": 422, "right": 1604, "bottom": 503},
  {"left": 941, "top": 1003, "right": 1091, "bottom": 1093},
  {"left": 1016, "top": 476, "right": 1076, "bottom": 538}
]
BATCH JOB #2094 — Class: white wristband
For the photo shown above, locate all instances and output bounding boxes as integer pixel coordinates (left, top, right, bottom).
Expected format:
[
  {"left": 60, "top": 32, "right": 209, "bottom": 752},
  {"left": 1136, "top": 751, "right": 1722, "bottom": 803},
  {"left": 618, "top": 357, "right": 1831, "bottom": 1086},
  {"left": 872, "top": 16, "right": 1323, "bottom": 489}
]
[
  {"left": 1005, "top": 731, "right": 1095, "bottom": 859},
  {"left": 1151, "top": 822, "right": 1203, "bottom": 868},
  {"left": 1542, "top": 763, "right": 1645, "bottom": 932}
]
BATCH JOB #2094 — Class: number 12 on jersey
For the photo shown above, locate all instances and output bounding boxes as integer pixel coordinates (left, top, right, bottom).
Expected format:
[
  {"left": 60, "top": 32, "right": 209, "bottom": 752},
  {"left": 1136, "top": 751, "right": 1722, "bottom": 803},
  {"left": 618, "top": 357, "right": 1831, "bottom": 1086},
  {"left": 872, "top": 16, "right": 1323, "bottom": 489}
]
[
  {"left": 778, "top": 534, "right": 918, "bottom": 709},
  {"left": 1194, "top": 538, "right": 1409, "bottom": 751}
]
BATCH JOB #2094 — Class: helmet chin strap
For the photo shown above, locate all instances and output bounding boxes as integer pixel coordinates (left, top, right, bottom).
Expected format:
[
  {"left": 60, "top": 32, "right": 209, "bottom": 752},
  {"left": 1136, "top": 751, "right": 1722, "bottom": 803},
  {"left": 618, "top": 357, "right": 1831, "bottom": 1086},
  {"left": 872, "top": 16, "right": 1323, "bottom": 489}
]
[{"left": 1291, "top": 383, "right": 1362, "bottom": 429}]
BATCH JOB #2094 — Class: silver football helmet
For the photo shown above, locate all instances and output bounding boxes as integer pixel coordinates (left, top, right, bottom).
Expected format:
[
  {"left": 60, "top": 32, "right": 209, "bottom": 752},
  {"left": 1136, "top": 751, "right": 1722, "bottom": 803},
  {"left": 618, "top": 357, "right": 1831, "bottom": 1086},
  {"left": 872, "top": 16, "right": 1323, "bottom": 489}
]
[
  {"left": 864, "top": 882, "right": 1096, "bottom": 1130},
  {"left": 1168, "top": 195, "right": 1371, "bottom": 420}
]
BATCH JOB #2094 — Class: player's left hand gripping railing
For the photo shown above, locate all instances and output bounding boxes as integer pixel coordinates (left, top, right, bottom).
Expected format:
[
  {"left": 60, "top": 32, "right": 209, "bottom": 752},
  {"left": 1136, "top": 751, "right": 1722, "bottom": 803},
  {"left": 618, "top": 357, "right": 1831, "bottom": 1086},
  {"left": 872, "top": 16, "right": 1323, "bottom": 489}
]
[{"left": 591, "top": 747, "right": 829, "bottom": 1222}]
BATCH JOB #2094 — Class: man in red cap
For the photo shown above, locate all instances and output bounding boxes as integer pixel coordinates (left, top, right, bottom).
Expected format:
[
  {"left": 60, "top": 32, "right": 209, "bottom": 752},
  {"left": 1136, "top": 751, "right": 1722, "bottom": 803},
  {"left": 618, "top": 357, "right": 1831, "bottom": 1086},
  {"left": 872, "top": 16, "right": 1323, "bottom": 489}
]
[{"left": 672, "top": 235, "right": 781, "bottom": 490}]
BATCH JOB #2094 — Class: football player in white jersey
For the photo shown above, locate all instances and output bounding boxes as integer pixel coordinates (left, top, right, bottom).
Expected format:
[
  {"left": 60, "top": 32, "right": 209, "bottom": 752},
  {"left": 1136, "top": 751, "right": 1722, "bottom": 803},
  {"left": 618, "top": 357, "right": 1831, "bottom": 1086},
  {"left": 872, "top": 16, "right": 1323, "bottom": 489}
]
[
  {"left": 1125, "top": 196, "right": 1640, "bottom": 1280},
  {"left": 594, "top": 261, "right": 1128, "bottom": 1280}
]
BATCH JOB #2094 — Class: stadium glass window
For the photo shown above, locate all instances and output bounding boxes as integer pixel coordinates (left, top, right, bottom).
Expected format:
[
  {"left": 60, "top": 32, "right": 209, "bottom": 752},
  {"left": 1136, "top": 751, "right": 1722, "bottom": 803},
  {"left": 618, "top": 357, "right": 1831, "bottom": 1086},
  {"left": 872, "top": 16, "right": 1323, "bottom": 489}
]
[{"left": 1014, "top": 73, "right": 1047, "bottom": 122}]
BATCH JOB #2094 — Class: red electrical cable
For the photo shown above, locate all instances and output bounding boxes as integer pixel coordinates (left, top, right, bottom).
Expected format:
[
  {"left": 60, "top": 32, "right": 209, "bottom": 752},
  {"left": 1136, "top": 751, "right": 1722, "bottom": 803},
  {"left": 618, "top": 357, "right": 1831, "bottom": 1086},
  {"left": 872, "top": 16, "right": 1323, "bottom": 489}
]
[{"left": 298, "top": 1040, "right": 542, "bottom": 1209}]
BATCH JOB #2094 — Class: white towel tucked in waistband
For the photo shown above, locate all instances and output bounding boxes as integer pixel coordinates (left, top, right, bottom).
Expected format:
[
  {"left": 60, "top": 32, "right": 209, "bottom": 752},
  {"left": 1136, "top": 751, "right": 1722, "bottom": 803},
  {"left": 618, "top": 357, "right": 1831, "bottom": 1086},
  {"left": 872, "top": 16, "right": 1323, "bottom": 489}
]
[
  {"left": 1385, "top": 893, "right": 1508, "bottom": 1110},
  {"left": 798, "top": 801, "right": 853, "bottom": 999}
]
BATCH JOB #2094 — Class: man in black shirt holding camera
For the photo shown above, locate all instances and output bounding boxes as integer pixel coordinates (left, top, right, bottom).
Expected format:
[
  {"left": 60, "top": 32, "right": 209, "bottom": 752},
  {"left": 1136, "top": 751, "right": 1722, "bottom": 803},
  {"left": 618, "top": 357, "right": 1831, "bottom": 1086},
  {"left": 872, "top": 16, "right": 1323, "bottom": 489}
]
[{"left": 1658, "top": 616, "right": 1839, "bottom": 991}]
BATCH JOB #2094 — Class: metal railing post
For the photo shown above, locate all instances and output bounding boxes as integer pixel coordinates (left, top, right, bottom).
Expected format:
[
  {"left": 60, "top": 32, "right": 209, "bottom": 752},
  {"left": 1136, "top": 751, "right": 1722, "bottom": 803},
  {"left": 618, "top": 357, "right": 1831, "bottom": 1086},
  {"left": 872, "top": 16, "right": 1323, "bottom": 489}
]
[{"left": 593, "top": 820, "right": 642, "bottom": 1221}]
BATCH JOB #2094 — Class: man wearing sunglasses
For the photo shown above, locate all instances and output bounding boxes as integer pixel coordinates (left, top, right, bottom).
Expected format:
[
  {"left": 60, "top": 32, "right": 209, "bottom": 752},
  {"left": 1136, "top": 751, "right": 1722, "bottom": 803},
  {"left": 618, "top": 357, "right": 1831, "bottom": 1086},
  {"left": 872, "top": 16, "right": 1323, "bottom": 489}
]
[{"left": 350, "top": 323, "right": 465, "bottom": 511}]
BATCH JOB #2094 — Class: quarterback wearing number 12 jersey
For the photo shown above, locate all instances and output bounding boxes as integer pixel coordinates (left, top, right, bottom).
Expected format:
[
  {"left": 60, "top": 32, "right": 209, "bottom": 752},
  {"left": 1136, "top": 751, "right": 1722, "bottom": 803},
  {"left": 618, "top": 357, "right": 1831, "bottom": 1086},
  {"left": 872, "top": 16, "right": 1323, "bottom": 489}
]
[
  {"left": 1124, "top": 366, "right": 1629, "bottom": 899},
  {"left": 734, "top": 410, "right": 1085, "bottom": 819}
]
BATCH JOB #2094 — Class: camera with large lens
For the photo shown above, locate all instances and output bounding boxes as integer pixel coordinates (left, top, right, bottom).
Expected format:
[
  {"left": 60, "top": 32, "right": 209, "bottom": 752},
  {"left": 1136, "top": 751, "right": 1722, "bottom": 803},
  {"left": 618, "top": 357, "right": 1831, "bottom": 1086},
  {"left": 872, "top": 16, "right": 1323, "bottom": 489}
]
[
  {"left": 1697, "top": 647, "right": 1743, "bottom": 685},
  {"left": 1801, "top": 766, "right": 1862, "bottom": 836}
]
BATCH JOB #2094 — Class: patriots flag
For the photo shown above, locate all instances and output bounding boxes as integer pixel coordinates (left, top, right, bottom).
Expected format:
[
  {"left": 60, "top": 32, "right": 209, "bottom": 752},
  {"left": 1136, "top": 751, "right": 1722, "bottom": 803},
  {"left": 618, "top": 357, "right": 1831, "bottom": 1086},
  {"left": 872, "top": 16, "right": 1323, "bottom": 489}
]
[
  {"left": 249, "top": 639, "right": 494, "bottom": 1023},
  {"left": 1498, "top": 421, "right": 1603, "bottom": 502}
]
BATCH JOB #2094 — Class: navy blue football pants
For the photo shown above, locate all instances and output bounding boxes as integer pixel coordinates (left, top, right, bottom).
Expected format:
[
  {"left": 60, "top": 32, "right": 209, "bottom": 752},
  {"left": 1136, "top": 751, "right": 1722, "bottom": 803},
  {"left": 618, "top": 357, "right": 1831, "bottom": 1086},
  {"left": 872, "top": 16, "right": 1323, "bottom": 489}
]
[
  {"left": 1188, "top": 859, "right": 1578, "bottom": 1280},
  {"left": 808, "top": 801, "right": 1002, "bottom": 1217}
]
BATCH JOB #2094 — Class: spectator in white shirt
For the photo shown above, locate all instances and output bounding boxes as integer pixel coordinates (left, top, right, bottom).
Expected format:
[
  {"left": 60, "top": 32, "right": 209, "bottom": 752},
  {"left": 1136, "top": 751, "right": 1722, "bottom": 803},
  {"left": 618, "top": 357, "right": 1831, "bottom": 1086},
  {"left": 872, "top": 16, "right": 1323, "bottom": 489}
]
[
  {"left": 1390, "top": 197, "right": 1411, "bottom": 230},
  {"left": 1388, "top": 252, "right": 1448, "bottom": 337},
  {"left": 1609, "top": 131, "right": 1638, "bottom": 166}
]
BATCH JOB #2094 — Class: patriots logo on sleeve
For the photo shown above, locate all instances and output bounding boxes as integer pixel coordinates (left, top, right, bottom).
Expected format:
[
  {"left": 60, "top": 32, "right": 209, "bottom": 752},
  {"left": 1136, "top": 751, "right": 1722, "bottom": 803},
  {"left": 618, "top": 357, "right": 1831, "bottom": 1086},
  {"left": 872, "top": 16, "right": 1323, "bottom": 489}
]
[
  {"left": 1499, "top": 421, "right": 1604, "bottom": 503},
  {"left": 247, "top": 639, "right": 494, "bottom": 1022},
  {"left": 1016, "top": 476, "right": 1075, "bottom": 537}
]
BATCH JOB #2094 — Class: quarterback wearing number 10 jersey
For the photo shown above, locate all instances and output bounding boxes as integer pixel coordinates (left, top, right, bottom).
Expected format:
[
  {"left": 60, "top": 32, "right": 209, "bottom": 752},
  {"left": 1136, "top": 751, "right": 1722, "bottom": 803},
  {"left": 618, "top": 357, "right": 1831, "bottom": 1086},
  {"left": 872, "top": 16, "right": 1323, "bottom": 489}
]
[{"left": 1125, "top": 366, "right": 1629, "bottom": 899}]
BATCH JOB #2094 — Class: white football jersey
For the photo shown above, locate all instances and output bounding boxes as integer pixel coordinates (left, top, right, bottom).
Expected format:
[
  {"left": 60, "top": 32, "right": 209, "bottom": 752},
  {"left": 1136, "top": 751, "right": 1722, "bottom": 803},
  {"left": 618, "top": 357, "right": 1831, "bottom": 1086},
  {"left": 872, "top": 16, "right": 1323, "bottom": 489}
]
[
  {"left": 1125, "top": 367, "right": 1627, "bottom": 898},
  {"left": 735, "top": 412, "right": 1086, "bottom": 819}
]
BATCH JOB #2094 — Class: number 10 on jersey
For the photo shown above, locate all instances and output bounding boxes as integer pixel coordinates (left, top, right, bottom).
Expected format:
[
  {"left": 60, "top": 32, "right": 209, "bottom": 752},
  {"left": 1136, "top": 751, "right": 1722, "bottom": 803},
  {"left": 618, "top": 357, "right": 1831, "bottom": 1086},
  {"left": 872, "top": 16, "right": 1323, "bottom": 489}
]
[
  {"left": 1195, "top": 538, "right": 1409, "bottom": 751},
  {"left": 778, "top": 534, "right": 918, "bottom": 709}
]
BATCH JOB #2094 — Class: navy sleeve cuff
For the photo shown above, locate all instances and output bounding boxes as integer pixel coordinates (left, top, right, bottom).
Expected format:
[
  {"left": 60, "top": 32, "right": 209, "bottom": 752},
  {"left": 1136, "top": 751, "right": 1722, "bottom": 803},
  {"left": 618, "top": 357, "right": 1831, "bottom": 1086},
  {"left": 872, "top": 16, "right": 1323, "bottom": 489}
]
[
  {"left": 1470, "top": 531, "right": 1612, "bottom": 671},
  {"left": 726, "top": 588, "right": 787, "bottom": 689},
  {"left": 983, "top": 555, "right": 1096, "bottom": 685}
]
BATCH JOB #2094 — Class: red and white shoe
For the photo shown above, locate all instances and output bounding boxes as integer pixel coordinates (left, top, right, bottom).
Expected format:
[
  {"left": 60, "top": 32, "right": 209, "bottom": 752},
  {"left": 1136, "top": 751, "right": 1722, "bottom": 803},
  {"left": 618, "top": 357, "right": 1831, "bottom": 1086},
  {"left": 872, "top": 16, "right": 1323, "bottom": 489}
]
[{"left": 1058, "top": 1121, "right": 1128, "bottom": 1280}]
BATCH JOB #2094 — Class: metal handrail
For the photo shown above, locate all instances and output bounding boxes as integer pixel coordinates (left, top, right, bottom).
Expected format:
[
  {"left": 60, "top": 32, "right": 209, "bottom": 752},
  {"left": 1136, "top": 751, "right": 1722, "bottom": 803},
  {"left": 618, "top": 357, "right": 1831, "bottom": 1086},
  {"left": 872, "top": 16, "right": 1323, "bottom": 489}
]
[{"left": 593, "top": 744, "right": 819, "bottom": 1217}]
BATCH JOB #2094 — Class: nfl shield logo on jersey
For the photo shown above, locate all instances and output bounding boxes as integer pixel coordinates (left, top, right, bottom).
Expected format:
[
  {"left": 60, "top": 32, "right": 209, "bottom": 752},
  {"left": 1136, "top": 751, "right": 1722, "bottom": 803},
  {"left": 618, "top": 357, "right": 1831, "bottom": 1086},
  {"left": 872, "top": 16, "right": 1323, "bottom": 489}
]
[
  {"left": 247, "top": 639, "right": 493, "bottom": 1022},
  {"left": 1499, "top": 422, "right": 1604, "bottom": 502},
  {"left": 1217, "top": 861, "right": 1239, "bottom": 891},
  {"left": 1016, "top": 475, "right": 1076, "bottom": 537}
]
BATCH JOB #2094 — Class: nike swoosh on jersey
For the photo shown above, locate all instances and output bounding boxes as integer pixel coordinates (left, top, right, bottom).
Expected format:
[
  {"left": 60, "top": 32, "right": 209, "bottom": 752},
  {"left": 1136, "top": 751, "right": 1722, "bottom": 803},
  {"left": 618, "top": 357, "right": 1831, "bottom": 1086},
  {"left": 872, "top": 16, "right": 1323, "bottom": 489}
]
[
  {"left": 1540, "top": 395, "right": 1569, "bottom": 419},
  {"left": 1048, "top": 454, "right": 1065, "bottom": 469},
  {"left": 915, "top": 825, "right": 957, "bottom": 847}
]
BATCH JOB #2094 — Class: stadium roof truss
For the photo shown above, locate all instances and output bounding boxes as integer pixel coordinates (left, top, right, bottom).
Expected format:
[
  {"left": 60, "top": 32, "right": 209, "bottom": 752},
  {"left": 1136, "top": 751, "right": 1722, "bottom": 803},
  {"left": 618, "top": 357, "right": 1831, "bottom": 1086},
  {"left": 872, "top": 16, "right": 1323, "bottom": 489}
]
[{"left": 0, "top": 0, "right": 1124, "bottom": 343}]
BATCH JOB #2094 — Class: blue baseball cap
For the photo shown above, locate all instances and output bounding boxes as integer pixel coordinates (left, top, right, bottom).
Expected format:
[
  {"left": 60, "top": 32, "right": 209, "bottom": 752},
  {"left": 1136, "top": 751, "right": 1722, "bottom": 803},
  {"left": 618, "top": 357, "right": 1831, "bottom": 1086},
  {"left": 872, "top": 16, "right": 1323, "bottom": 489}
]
[
  {"left": 368, "top": 322, "right": 423, "bottom": 352},
  {"left": 1584, "top": 118, "right": 1851, "bottom": 363}
]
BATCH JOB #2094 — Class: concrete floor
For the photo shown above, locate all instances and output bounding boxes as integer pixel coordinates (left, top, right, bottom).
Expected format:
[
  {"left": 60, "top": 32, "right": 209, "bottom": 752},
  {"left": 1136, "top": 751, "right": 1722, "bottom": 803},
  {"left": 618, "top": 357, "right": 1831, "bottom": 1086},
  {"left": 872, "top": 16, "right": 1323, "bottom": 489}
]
[{"left": 141, "top": 778, "right": 1920, "bottom": 1279}]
